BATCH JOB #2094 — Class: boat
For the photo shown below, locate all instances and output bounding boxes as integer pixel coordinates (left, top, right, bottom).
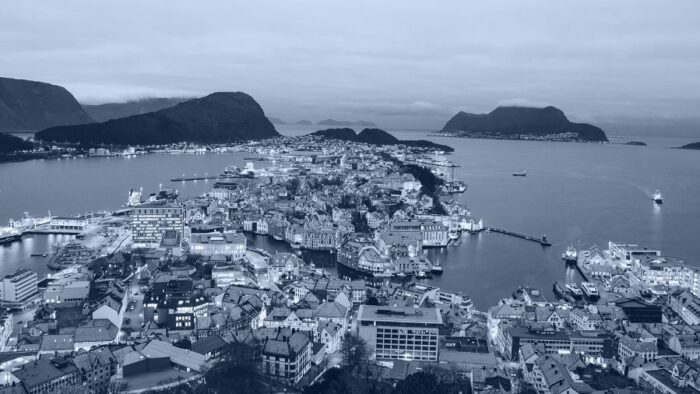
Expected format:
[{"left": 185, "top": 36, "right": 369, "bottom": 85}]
[
  {"left": 512, "top": 171, "right": 527, "bottom": 177},
  {"left": 416, "top": 270, "right": 432, "bottom": 279},
  {"left": 441, "top": 181, "right": 468, "bottom": 194},
  {"left": 561, "top": 246, "right": 578, "bottom": 263},
  {"left": 553, "top": 281, "right": 576, "bottom": 303},
  {"left": 0, "top": 229, "right": 22, "bottom": 244},
  {"left": 431, "top": 264, "right": 443, "bottom": 274},
  {"left": 580, "top": 282, "right": 600, "bottom": 300},
  {"left": 273, "top": 235, "right": 283, "bottom": 241},
  {"left": 653, "top": 190, "right": 663, "bottom": 204},
  {"left": 565, "top": 282, "right": 583, "bottom": 300},
  {"left": 395, "top": 272, "right": 407, "bottom": 278}
]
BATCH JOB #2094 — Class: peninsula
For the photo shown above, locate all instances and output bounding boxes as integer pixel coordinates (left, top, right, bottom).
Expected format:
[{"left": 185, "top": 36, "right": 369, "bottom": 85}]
[{"left": 312, "top": 127, "right": 454, "bottom": 152}]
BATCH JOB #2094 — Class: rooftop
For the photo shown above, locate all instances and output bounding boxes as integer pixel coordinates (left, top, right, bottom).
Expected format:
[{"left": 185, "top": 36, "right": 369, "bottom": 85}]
[{"left": 358, "top": 305, "right": 443, "bottom": 325}]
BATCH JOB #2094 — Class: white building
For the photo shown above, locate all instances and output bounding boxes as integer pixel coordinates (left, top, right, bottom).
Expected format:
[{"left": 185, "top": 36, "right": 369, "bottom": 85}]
[
  {"left": 0, "top": 269, "right": 38, "bottom": 303},
  {"left": 189, "top": 231, "right": 246, "bottom": 259},
  {"left": 43, "top": 279, "right": 90, "bottom": 305}
]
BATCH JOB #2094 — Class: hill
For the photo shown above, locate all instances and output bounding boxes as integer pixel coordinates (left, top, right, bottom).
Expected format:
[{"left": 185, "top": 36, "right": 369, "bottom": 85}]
[
  {"left": 311, "top": 128, "right": 453, "bottom": 152},
  {"left": 82, "top": 97, "right": 189, "bottom": 122},
  {"left": 36, "top": 92, "right": 279, "bottom": 146},
  {"left": 0, "top": 77, "right": 94, "bottom": 131},
  {"left": 0, "top": 133, "right": 33, "bottom": 154},
  {"left": 440, "top": 106, "right": 608, "bottom": 142},
  {"left": 679, "top": 142, "right": 700, "bottom": 150},
  {"left": 317, "top": 119, "right": 376, "bottom": 127}
]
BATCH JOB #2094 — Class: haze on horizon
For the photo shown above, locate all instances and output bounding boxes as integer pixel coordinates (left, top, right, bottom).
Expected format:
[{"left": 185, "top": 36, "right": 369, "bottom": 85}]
[{"left": 2, "top": 0, "right": 700, "bottom": 136}]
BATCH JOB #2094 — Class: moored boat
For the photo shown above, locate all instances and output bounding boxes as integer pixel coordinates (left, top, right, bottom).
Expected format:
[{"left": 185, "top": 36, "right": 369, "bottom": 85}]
[
  {"left": 562, "top": 246, "right": 578, "bottom": 263},
  {"left": 580, "top": 282, "right": 600, "bottom": 300}
]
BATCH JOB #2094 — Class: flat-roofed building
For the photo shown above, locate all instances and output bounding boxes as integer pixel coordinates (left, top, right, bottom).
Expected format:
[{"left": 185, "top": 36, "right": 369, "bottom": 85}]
[
  {"left": 357, "top": 305, "right": 443, "bottom": 361},
  {"left": 0, "top": 269, "right": 38, "bottom": 303},
  {"left": 49, "top": 216, "right": 89, "bottom": 232},
  {"left": 43, "top": 278, "right": 90, "bottom": 305},
  {"left": 131, "top": 202, "right": 183, "bottom": 248},
  {"left": 190, "top": 231, "right": 246, "bottom": 259}
]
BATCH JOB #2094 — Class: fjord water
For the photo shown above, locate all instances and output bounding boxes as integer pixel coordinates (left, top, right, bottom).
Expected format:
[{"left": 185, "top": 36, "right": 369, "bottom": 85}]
[{"left": 1, "top": 126, "right": 699, "bottom": 309}]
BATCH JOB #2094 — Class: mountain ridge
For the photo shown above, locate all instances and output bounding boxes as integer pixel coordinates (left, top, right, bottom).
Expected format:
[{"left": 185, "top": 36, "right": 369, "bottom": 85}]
[
  {"left": 36, "top": 92, "right": 279, "bottom": 146},
  {"left": 0, "top": 77, "right": 94, "bottom": 131}
]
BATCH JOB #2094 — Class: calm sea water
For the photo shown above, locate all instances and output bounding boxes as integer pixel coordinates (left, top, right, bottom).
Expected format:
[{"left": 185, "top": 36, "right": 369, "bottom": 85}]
[{"left": 2, "top": 126, "right": 699, "bottom": 309}]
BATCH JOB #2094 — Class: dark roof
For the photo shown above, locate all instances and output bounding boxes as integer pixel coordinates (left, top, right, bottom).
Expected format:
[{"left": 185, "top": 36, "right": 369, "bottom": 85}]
[
  {"left": 13, "top": 357, "right": 78, "bottom": 389},
  {"left": 191, "top": 334, "right": 227, "bottom": 355}
]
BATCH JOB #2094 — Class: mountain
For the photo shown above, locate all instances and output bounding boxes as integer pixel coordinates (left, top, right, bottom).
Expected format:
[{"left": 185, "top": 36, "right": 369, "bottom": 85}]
[
  {"left": 36, "top": 92, "right": 280, "bottom": 146},
  {"left": 0, "top": 133, "right": 33, "bottom": 154},
  {"left": 311, "top": 128, "right": 454, "bottom": 152},
  {"left": 82, "top": 97, "right": 189, "bottom": 122},
  {"left": 269, "top": 117, "right": 313, "bottom": 125},
  {"left": 679, "top": 142, "right": 700, "bottom": 150},
  {"left": 295, "top": 120, "right": 313, "bottom": 125},
  {"left": 0, "top": 77, "right": 94, "bottom": 132},
  {"left": 440, "top": 106, "right": 608, "bottom": 142},
  {"left": 268, "top": 117, "right": 287, "bottom": 125},
  {"left": 317, "top": 119, "right": 377, "bottom": 127}
]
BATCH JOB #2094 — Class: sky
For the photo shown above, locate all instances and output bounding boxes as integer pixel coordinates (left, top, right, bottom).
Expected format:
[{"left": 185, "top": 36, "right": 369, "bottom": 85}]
[{"left": 2, "top": 1, "right": 700, "bottom": 134}]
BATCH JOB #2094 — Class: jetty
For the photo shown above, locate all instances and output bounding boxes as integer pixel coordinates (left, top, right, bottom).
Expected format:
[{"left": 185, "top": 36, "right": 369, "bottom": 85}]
[
  {"left": 483, "top": 227, "right": 552, "bottom": 247},
  {"left": 170, "top": 175, "right": 219, "bottom": 182}
]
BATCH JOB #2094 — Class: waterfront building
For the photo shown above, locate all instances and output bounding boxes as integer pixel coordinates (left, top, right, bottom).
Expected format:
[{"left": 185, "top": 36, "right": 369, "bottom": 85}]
[
  {"left": 388, "top": 220, "right": 449, "bottom": 247},
  {"left": 357, "top": 305, "right": 443, "bottom": 361},
  {"left": 49, "top": 216, "right": 89, "bottom": 232},
  {"left": 0, "top": 269, "right": 38, "bottom": 303},
  {"left": 131, "top": 202, "right": 184, "bottom": 248},
  {"left": 632, "top": 255, "right": 695, "bottom": 288},
  {"left": 189, "top": 231, "right": 246, "bottom": 259},
  {"left": 608, "top": 242, "right": 661, "bottom": 268}
]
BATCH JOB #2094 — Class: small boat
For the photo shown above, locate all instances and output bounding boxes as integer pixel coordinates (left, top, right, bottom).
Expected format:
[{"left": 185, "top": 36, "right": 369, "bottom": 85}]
[
  {"left": 431, "top": 265, "right": 444, "bottom": 274},
  {"left": 561, "top": 246, "right": 578, "bottom": 263},
  {"left": 512, "top": 171, "right": 527, "bottom": 177},
  {"left": 653, "top": 190, "right": 663, "bottom": 204},
  {"left": 395, "top": 272, "right": 407, "bottom": 278},
  {"left": 416, "top": 271, "right": 432, "bottom": 279}
]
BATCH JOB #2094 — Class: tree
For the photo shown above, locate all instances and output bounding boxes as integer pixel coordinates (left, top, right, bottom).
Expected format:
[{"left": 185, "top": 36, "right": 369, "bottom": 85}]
[
  {"left": 340, "top": 334, "right": 370, "bottom": 374},
  {"left": 392, "top": 372, "right": 439, "bottom": 394}
]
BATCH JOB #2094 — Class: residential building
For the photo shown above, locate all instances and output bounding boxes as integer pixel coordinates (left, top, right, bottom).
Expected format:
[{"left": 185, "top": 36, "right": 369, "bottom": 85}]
[{"left": 262, "top": 328, "right": 312, "bottom": 384}]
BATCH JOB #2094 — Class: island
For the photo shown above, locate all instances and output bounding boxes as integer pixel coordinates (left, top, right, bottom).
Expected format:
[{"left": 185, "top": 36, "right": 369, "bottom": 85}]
[
  {"left": 36, "top": 92, "right": 280, "bottom": 146},
  {"left": 439, "top": 105, "right": 609, "bottom": 142},
  {"left": 311, "top": 127, "right": 454, "bottom": 152},
  {"left": 679, "top": 142, "right": 700, "bottom": 150},
  {"left": 623, "top": 141, "right": 647, "bottom": 146}
]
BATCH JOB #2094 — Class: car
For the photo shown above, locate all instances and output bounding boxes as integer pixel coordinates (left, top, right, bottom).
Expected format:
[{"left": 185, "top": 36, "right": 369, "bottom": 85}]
[{"left": 129, "top": 303, "right": 136, "bottom": 310}]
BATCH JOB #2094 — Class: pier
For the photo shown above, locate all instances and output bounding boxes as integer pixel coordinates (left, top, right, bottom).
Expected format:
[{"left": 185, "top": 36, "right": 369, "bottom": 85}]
[
  {"left": 170, "top": 175, "right": 219, "bottom": 182},
  {"left": 483, "top": 227, "right": 552, "bottom": 247}
]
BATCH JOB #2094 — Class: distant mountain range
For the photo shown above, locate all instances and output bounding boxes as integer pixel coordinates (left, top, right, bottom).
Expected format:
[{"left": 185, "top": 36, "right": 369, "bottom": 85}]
[
  {"left": 36, "top": 92, "right": 280, "bottom": 146},
  {"left": 317, "top": 119, "right": 376, "bottom": 127},
  {"left": 82, "top": 97, "right": 190, "bottom": 122},
  {"left": 268, "top": 117, "right": 313, "bottom": 126},
  {"left": 440, "top": 106, "right": 608, "bottom": 142},
  {"left": 0, "top": 77, "right": 94, "bottom": 132},
  {"left": 311, "top": 127, "right": 454, "bottom": 152}
]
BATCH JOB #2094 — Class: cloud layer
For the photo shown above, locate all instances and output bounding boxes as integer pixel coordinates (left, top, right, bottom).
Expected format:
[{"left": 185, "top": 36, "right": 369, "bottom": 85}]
[{"left": 2, "top": 1, "right": 700, "bottom": 131}]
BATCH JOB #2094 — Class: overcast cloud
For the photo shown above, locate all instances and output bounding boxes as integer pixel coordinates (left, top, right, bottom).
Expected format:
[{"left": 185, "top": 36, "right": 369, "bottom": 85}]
[{"left": 2, "top": 1, "right": 700, "bottom": 131}]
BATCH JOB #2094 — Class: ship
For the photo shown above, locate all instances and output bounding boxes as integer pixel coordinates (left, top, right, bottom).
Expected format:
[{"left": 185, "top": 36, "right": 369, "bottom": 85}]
[
  {"left": 416, "top": 270, "right": 432, "bottom": 279},
  {"left": 0, "top": 228, "right": 22, "bottom": 244},
  {"left": 580, "top": 282, "right": 600, "bottom": 300},
  {"left": 565, "top": 282, "right": 583, "bottom": 300},
  {"left": 561, "top": 246, "right": 578, "bottom": 263},
  {"left": 512, "top": 171, "right": 527, "bottom": 177},
  {"left": 653, "top": 190, "right": 663, "bottom": 204},
  {"left": 441, "top": 181, "right": 468, "bottom": 194},
  {"left": 431, "top": 264, "right": 443, "bottom": 274},
  {"left": 553, "top": 281, "right": 576, "bottom": 303}
]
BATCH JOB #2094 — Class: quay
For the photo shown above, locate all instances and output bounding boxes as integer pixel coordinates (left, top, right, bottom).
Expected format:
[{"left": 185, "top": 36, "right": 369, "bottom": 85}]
[
  {"left": 170, "top": 175, "right": 219, "bottom": 182},
  {"left": 483, "top": 227, "right": 551, "bottom": 247}
]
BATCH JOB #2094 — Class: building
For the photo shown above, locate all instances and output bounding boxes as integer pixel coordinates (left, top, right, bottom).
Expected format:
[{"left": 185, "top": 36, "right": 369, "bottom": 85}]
[
  {"left": 189, "top": 231, "right": 246, "bottom": 259},
  {"left": 262, "top": 328, "right": 312, "bottom": 384},
  {"left": 0, "top": 269, "right": 38, "bottom": 303},
  {"left": 357, "top": 305, "right": 443, "bottom": 361},
  {"left": 13, "top": 356, "right": 79, "bottom": 394},
  {"left": 72, "top": 347, "right": 117, "bottom": 393},
  {"left": 49, "top": 216, "right": 89, "bottom": 232},
  {"left": 131, "top": 202, "right": 184, "bottom": 247},
  {"left": 43, "top": 278, "right": 90, "bottom": 305},
  {"left": 503, "top": 326, "right": 609, "bottom": 361}
]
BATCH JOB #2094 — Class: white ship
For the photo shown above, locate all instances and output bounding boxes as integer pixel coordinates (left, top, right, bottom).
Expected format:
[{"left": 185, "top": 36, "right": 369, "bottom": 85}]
[
  {"left": 653, "top": 190, "right": 663, "bottom": 204},
  {"left": 580, "top": 282, "right": 600, "bottom": 300},
  {"left": 562, "top": 245, "right": 578, "bottom": 263}
]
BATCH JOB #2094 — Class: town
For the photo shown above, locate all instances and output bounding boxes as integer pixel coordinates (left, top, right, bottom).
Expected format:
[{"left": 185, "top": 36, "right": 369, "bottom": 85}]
[{"left": 0, "top": 134, "right": 697, "bottom": 394}]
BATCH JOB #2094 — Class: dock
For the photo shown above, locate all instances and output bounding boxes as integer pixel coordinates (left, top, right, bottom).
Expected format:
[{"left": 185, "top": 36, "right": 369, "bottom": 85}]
[
  {"left": 170, "top": 175, "right": 219, "bottom": 182},
  {"left": 483, "top": 227, "right": 552, "bottom": 247}
]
